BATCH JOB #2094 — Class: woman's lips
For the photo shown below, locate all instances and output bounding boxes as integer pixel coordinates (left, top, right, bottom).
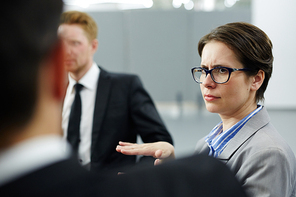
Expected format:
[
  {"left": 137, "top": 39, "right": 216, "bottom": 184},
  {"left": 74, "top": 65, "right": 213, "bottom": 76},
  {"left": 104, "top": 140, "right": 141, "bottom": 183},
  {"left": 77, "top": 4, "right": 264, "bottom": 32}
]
[{"left": 204, "top": 94, "right": 220, "bottom": 101}]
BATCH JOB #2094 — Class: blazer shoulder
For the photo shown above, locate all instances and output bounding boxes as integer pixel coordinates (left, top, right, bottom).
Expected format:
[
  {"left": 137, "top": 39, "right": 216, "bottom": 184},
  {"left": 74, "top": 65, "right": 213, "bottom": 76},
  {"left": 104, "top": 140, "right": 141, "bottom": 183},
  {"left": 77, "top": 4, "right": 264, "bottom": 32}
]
[
  {"left": 100, "top": 67, "right": 141, "bottom": 87},
  {"left": 0, "top": 158, "right": 102, "bottom": 197},
  {"left": 100, "top": 66, "right": 139, "bottom": 80},
  {"left": 219, "top": 108, "right": 294, "bottom": 162},
  {"left": 246, "top": 122, "right": 294, "bottom": 158}
]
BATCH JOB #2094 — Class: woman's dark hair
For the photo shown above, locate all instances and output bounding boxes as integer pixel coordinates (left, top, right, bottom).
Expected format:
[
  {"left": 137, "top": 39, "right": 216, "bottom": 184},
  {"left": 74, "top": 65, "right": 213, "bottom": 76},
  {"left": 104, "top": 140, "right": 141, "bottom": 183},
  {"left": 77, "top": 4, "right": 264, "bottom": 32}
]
[{"left": 198, "top": 22, "right": 273, "bottom": 103}]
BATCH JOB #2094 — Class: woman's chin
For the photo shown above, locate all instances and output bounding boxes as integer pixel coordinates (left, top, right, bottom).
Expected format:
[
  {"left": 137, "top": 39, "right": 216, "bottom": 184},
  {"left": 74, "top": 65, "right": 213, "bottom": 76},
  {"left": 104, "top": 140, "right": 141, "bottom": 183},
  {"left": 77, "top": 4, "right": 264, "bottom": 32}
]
[{"left": 205, "top": 104, "right": 219, "bottom": 114}]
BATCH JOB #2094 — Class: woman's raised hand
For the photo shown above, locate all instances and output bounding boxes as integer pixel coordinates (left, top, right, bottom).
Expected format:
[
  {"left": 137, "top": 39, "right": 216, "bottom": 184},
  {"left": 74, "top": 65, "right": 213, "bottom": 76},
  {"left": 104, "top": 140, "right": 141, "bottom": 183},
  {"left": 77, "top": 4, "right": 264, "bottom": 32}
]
[{"left": 116, "top": 141, "right": 175, "bottom": 165}]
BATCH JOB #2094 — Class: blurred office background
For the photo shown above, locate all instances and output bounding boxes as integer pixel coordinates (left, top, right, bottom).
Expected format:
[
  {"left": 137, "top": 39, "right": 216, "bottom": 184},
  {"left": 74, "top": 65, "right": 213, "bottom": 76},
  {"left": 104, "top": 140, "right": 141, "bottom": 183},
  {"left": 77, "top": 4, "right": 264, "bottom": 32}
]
[{"left": 64, "top": 0, "right": 296, "bottom": 158}]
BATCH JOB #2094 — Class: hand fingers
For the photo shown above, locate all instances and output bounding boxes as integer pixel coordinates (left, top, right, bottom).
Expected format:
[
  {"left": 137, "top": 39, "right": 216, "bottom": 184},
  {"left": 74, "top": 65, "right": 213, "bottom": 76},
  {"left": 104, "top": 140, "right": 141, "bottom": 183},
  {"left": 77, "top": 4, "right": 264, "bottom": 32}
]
[
  {"left": 116, "top": 144, "right": 141, "bottom": 151},
  {"left": 116, "top": 145, "right": 145, "bottom": 155},
  {"left": 118, "top": 141, "right": 135, "bottom": 146},
  {"left": 117, "top": 145, "right": 157, "bottom": 157}
]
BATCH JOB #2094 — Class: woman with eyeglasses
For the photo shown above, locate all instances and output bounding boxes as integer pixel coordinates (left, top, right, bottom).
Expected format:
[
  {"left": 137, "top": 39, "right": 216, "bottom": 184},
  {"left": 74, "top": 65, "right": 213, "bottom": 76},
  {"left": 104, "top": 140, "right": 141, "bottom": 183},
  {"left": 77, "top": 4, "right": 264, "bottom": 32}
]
[{"left": 116, "top": 22, "right": 296, "bottom": 197}]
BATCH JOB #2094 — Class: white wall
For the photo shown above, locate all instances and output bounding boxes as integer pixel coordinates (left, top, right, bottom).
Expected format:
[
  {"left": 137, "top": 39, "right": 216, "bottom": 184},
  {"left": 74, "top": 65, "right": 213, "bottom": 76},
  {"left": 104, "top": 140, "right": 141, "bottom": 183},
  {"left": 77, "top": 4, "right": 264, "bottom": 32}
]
[{"left": 252, "top": 0, "right": 296, "bottom": 109}]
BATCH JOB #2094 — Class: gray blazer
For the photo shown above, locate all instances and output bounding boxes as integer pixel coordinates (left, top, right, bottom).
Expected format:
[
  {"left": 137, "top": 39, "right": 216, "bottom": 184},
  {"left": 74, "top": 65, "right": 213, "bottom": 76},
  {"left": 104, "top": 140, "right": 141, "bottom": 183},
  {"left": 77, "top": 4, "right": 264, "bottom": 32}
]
[{"left": 195, "top": 107, "right": 296, "bottom": 197}]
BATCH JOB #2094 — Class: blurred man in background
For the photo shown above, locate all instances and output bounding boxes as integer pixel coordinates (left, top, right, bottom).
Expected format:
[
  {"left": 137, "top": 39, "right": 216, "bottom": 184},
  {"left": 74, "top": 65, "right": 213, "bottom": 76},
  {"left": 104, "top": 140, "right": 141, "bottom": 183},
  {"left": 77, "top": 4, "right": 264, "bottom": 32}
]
[{"left": 59, "top": 11, "right": 173, "bottom": 173}]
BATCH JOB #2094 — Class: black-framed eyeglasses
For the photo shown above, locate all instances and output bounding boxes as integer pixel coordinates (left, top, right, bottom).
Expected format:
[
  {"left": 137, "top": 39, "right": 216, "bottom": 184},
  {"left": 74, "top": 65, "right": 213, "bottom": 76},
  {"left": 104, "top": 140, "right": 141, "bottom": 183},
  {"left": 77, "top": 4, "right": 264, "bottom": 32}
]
[{"left": 191, "top": 66, "right": 251, "bottom": 84}]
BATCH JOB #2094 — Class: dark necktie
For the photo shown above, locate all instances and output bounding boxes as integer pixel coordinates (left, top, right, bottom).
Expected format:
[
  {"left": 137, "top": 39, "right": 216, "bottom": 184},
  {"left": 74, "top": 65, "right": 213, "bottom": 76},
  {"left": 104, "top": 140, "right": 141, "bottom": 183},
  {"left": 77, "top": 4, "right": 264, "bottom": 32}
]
[{"left": 67, "top": 83, "right": 83, "bottom": 152}]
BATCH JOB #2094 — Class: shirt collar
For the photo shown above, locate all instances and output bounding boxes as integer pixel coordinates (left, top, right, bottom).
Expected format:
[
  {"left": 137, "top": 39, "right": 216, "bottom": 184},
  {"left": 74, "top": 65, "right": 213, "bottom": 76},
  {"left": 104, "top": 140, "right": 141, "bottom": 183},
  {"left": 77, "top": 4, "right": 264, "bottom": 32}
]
[
  {"left": 205, "top": 105, "right": 263, "bottom": 157},
  {"left": 68, "top": 62, "right": 100, "bottom": 92},
  {"left": 0, "top": 135, "right": 71, "bottom": 186}
]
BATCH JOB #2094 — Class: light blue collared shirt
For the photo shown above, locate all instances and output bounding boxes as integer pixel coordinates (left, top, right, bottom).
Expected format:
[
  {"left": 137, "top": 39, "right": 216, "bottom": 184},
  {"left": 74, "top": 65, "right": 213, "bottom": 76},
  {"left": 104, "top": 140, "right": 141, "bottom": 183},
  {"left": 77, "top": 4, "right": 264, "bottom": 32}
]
[{"left": 205, "top": 105, "right": 263, "bottom": 157}]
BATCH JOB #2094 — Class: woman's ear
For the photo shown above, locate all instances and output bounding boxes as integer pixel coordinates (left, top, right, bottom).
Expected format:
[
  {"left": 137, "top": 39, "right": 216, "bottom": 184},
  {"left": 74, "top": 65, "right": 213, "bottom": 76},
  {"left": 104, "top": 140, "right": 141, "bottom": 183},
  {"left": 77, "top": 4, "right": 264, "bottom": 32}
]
[{"left": 250, "top": 70, "right": 265, "bottom": 91}]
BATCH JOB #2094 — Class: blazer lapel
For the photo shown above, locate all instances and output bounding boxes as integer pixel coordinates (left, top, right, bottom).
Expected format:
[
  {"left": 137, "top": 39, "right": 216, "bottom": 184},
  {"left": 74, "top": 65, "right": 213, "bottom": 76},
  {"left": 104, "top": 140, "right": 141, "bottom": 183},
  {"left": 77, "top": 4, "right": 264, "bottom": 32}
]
[
  {"left": 91, "top": 67, "right": 112, "bottom": 156},
  {"left": 218, "top": 107, "right": 270, "bottom": 162}
]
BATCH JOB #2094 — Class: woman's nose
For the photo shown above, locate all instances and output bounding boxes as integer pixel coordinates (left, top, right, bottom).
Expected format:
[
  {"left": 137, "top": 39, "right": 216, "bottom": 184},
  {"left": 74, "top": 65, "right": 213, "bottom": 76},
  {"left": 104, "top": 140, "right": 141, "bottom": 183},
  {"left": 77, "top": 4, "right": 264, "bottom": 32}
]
[{"left": 202, "top": 73, "right": 216, "bottom": 88}]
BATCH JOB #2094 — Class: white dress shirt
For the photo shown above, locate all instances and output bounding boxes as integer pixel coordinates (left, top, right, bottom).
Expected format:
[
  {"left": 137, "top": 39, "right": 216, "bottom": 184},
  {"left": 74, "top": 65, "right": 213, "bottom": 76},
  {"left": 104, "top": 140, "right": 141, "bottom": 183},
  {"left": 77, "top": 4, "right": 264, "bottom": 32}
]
[
  {"left": 62, "top": 62, "right": 100, "bottom": 167},
  {"left": 0, "top": 135, "right": 71, "bottom": 186}
]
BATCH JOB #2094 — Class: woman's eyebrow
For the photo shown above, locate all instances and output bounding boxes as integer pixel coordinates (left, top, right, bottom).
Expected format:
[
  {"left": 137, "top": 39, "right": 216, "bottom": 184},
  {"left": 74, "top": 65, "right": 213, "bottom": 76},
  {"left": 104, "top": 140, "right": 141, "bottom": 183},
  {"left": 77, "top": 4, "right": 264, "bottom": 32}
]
[{"left": 200, "top": 64, "right": 225, "bottom": 69}]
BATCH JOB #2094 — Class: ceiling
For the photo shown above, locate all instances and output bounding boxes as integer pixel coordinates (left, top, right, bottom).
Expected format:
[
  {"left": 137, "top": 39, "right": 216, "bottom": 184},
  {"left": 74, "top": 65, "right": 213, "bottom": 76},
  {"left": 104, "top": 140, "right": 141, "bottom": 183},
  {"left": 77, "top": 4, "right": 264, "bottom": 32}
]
[{"left": 63, "top": 0, "right": 251, "bottom": 12}]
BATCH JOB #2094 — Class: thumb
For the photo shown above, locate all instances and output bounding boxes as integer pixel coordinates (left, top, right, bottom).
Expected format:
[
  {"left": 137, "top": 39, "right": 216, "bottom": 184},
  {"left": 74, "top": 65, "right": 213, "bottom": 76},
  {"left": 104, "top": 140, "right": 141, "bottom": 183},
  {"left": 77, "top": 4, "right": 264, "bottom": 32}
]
[{"left": 155, "top": 150, "right": 163, "bottom": 158}]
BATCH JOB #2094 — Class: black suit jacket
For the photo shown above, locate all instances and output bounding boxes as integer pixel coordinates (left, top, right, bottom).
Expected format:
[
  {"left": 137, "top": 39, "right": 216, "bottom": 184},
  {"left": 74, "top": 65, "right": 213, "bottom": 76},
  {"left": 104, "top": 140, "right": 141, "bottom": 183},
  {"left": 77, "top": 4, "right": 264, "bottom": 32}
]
[
  {"left": 0, "top": 157, "right": 104, "bottom": 197},
  {"left": 103, "top": 154, "right": 247, "bottom": 197},
  {"left": 89, "top": 66, "right": 173, "bottom": 172},
  {"left": 0, "top": 154, "right": 247, "bottom": 197}
]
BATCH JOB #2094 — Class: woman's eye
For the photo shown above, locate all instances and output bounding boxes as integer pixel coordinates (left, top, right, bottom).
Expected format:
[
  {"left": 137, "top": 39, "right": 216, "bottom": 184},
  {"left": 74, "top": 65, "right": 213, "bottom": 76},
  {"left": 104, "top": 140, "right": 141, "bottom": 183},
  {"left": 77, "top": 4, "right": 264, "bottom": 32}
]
[{"left": 218, "top": 68, "right": 228, "bottom": 73}]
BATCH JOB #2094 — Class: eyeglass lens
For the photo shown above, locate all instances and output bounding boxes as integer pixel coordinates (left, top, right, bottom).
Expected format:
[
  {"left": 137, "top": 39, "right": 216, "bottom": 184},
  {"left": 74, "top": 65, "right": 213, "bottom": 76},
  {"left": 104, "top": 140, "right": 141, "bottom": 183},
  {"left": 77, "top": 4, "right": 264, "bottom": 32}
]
[{"left": 193, "top": 67, "right": 230, "bottom": 83}]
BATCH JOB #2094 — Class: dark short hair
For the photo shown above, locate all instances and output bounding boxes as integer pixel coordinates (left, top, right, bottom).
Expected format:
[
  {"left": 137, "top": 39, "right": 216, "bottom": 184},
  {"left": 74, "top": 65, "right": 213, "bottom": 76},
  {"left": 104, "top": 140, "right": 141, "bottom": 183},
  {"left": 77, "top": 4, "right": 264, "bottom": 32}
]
[
  {"left": 0, "top": 0, "right": 63, "bottom": 133},
  {"left": 60, "top": 11, "right": 98, "bottom": 41},
  {"left": 198, "top": 22, "right": 273, "bottom": 103}
]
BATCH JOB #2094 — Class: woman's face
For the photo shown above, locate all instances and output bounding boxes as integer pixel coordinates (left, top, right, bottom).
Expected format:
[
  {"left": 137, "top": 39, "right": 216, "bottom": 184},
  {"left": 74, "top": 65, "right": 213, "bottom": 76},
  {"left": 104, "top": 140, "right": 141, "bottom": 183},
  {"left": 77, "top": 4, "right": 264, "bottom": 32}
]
[{"left": 200, "top": 40, "right": 257, "bottom": 118}]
